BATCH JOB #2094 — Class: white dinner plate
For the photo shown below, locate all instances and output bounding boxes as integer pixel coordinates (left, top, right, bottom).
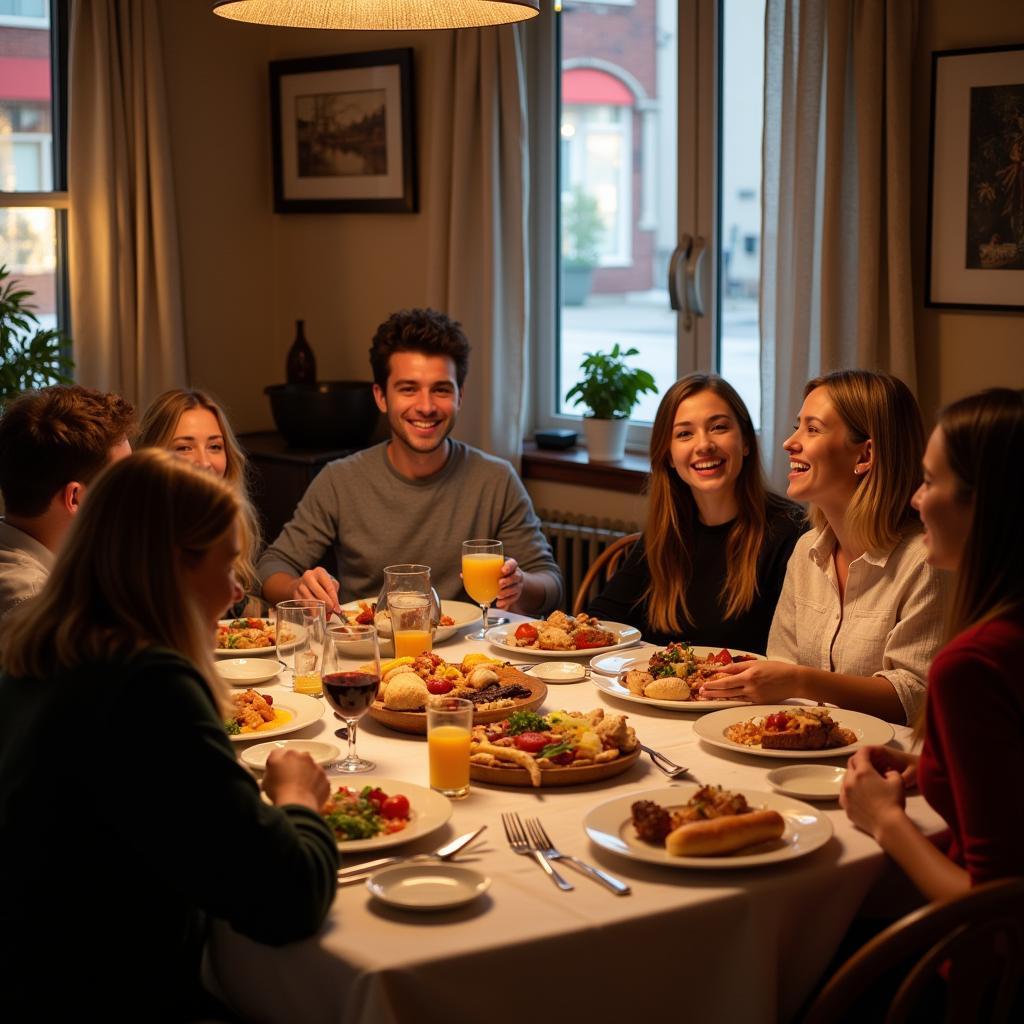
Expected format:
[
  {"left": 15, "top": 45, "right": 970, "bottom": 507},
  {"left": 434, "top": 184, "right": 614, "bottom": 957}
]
[
  {"left": 766, "top": 764, "right": 846, "bottom": 801},
  {"left": 484, "top": 620, "right": 641, "bottom": 658},
  {"left": 215, "top": 618, "right": 304, "bottom": 657},
  {"left": 366, "top": 863, "right": 490, "bottom": 911},
  {"left": 584, "top": 783, "right": 833, "bottom": 869},
  {"left": 329, "top": 778, "right": 452, "bottom": 853},
  {"left": 591, "top": 672, "right": 751, "bottom": 711},
  {"left": 240, "top": 738, "right": 341, "bottom": 771},
  {"left": 338, "top": 599, "right": 481, "bottom": 647},
  {"left": 216, "top": 658, "right": 282, "bottom": 687},
  {"left": 693, "top": 705, "right": 895, "bottom": 759},
  {"left": 228, "top": 692, "right": 325, "bottom": 743},
  {"left": 526, "top": 661, "right": 589, "bottom": 684}
]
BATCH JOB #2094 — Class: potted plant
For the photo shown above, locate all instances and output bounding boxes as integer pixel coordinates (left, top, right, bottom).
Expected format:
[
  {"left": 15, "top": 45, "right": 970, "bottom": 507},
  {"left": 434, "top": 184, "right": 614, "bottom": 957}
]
[
  {"left": 561, "top": 187, "right": 604, "bottom": 306},
  {"left": 565, "top": 343, "right": 658, "bottom": 462},
  {"left": 0, "top": 265, "right": 74, "bottom": 413}
]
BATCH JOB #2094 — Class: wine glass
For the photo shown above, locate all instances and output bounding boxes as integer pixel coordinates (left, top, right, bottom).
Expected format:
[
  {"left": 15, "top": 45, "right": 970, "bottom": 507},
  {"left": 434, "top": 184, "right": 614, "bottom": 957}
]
[
  {"left": 461, "top": 539, "right": 503, "bottom": 640},
  {"left": 322, "top": 624, "right": 380, "bottom": 773}
]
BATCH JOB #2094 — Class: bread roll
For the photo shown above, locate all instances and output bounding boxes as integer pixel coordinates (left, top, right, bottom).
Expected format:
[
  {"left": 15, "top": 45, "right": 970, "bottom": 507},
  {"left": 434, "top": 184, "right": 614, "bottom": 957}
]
[
  {"left": 383, "top": 673, "right": 429, "bottom": 711},
  {"left": 645, "top": 676, "right": 691, "bottom": 701},
  {"left": 665, "top": 810, "right": 785, "bottom": 856}
]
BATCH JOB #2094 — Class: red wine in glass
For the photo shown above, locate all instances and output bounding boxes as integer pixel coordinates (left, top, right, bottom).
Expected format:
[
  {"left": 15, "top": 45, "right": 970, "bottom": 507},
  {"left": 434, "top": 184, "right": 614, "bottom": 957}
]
[{"left": 323, "top": 671, "right": 379, "bottom": 718}]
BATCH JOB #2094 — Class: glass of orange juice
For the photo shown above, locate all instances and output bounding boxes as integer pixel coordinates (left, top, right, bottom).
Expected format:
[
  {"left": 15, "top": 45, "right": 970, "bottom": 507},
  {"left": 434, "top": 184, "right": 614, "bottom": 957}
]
[
  {"left": 390, "top": 592, "right": 433, "bottom": 658},
  {"left": 462, "top": 539, "right": 503, "bottom": 640},
  {"left": 427, "top": 697, "right": 473, "bottom": 799}
]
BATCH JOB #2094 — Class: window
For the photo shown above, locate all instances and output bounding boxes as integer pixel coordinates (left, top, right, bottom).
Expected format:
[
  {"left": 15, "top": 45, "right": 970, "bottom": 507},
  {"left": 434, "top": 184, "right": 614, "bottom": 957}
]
[
  {"left": 532, "top": 1, "right": 766, "bottom": 445},
  {"left": 0, "top": 0, "right": 68, "bottom": 339}
]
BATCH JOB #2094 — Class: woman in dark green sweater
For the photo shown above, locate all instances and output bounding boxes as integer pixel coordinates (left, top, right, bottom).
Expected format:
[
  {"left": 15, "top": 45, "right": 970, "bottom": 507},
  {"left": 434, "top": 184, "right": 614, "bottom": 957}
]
[{"left": 0, "top": 449, "right": 337, "bottom": 1022}]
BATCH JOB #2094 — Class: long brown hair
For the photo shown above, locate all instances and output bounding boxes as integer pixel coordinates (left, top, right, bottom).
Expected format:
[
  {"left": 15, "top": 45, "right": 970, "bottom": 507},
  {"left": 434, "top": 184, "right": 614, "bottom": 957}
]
[
  {"left": 138, "top": 388, "right": 261, "bottom": 592},
  {"left": 644, "top": 374, "right": 769, "bottom": 633},
  {"left": 1, "top": 449, "right": 239, "bottom": 712},
  {"left": 804, "top": 370, "right": 924, "bottom": 552},
  {"left": 939, "top": 388, "right": 1024, "bottom": 637}
]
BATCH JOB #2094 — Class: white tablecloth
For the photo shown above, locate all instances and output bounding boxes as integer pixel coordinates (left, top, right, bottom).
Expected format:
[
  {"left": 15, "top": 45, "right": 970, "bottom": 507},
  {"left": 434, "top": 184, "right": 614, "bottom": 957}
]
[{"left": 211, "top": 621, "right": 943, "bottom": 1024}]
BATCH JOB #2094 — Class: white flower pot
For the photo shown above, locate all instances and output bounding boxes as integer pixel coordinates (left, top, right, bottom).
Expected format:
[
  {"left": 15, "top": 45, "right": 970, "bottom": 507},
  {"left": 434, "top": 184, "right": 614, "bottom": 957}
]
[{"left": 583, "top": 416, "right": 629, "bottom": 462}]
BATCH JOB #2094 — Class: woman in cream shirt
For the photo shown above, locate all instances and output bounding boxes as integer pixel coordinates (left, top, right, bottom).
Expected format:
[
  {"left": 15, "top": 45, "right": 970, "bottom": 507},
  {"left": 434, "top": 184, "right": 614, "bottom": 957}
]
[{"left": 703, "top": 370, "right": 947, "bottom": 724}]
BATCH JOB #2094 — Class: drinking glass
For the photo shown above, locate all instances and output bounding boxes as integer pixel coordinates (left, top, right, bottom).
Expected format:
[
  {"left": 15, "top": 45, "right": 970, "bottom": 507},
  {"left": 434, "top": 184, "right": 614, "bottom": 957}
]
[
  {"left": 461, "top": 539, "right": 503, "bottom": 640},
  {"left": 427, "top": 697, "right": 473, "bottom": 799},
  {"left": 275, "top": 599, "right": 325, "bottom": 697},
  {"left": 322, "top": 625, "right": 380, "bottom": 773},
  {"left": 390, "top": 592, "right": 433, "bottom": 658},
  {"left": 375, "top": 563, "right": 441, "bottom": 654}
]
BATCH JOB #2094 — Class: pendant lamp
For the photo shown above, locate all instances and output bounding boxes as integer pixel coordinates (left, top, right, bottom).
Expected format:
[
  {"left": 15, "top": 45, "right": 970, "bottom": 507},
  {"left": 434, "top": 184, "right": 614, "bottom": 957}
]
[{"left": 211, "top": 1, "right": 541, "bottom": 30}]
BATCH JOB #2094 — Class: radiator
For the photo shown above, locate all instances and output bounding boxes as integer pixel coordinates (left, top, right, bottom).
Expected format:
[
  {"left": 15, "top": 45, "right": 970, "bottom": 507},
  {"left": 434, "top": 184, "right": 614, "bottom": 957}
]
[{"left": 538, "top": 509, "right": 640, "bottom": 611}]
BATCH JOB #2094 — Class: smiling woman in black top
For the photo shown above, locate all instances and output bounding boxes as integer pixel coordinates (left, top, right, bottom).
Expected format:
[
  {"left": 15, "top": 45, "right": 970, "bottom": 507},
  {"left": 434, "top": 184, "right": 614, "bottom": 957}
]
[{"left": 588, "top": 374, "right": 804, "bottom": 653}]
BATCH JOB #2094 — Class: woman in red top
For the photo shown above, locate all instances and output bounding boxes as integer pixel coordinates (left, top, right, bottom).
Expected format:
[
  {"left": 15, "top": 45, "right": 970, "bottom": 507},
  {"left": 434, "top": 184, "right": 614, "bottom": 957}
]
[{"left": 840, "top": 387, "right": 1024, "bottom": 897}]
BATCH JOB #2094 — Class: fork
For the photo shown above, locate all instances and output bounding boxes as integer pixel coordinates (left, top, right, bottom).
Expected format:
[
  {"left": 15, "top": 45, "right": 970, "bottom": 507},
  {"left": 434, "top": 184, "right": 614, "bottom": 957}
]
[
  {"left": 502, "top": 812, "right": 573, "bottom": 891},
  {"left": 525, "top": 818, "right": 630, "bottom": 895},
  {"left": 640, "top": 744, "right": 695, "bottom": 780}
]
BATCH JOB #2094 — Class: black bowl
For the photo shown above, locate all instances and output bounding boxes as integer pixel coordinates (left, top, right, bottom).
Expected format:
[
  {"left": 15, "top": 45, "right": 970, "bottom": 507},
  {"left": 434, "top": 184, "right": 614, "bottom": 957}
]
[{"left": 264, "top": 381, "right": 381, "bottom": 450}]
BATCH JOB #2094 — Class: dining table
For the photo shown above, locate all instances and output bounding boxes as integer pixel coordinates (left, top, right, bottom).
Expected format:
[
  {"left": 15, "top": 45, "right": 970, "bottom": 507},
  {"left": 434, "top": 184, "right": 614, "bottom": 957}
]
[{"left": 210, "top": 615, "right": 944, "bottom": 1024}]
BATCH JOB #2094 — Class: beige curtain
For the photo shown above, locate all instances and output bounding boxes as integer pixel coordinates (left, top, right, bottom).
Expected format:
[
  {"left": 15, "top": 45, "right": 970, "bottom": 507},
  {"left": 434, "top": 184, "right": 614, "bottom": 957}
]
[
  {"left": 68, "top": 0, "right": 186, "bottom": 409},
  {"left": 760, "top": 0, "right": 918, "bottom": 489},
  {"left": 426, "top": 26, "right": 529, "bottom": 465}
]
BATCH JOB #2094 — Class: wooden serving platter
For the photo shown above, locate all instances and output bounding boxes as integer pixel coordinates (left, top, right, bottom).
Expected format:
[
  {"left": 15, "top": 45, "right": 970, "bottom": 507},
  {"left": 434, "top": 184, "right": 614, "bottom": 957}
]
[
  {"left": 469, "top": 743, "right": 642, "bottom": 788},
  {"left": 366, "top": 667, "right": 546, "bottom": 736}
]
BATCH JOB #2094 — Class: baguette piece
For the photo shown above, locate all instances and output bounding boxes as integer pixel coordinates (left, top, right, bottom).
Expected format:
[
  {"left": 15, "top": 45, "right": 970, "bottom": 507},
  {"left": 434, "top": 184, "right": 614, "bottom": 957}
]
[{"left": 665, "top": 809, "right": 785, "bottom": 856}]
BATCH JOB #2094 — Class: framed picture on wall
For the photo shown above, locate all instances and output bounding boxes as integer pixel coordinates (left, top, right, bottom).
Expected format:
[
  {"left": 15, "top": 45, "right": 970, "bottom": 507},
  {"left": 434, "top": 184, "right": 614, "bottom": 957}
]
[
  {"left": 270, "top": 49, "right": 417, "bottom": 214},
  {"left": 926, "top": 43, "right": 1024, "bottom": 311}
]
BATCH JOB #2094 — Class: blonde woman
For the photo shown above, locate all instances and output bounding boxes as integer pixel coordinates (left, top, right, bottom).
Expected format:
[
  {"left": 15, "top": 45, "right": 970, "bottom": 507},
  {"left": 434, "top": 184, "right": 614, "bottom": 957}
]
[
  {"left": 0, "top": 450, "right": 335, "bottom": 1020},
  {"left": 139, "top": 388, "right": 262, "bottom": 599},
  {"left": 704, "top": 370, "right": 948, "bottom": 723},
  {"left": 588, "top": 374, "right": 804, "bottom": 653}
]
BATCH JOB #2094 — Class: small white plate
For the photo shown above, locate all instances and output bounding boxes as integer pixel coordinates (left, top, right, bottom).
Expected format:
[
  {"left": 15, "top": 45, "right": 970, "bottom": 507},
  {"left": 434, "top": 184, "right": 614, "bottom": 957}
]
[
  {"left": 485, "top": 620, "right": 641, "bottom": 658},
  {"left": 240, "top": 739, "right": 340, "bottom": 771},
  {"left": 527, "top": 661, "right": 588, "bottom": 684},
  {"left": 216, "top": 658, "right": 281, "bottom": 687},
  {"left": 366, "top": 863, "right": 490, "bottom": 911},
  {"left": 767, "top": 764, "right": 846, "bottom": 801}
]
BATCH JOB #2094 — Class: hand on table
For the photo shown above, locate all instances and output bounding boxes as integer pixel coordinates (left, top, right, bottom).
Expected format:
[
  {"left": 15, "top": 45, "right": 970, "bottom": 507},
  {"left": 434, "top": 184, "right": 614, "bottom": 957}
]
[
  {"left": 839, "top": 746, "right": 908, "bottom": 841},
  {"left": 698, "top": 658, "right": 801, "bottom": 704},
  {"left": 495, "top": 558, "right": 525, "bottom": 610},
  {"left": 263, "top": 748, "right": 330, "bottom": 813},
  {"left": 291, "top": 568, "right": 341, "bottom": 615},
  {"left": 862, "top": 745, "right": 919, "bottom": 791}
]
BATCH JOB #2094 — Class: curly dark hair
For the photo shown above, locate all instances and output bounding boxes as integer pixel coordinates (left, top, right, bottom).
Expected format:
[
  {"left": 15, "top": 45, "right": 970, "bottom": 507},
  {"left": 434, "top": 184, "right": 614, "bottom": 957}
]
[
  {"left": 368, "top": 308, "right": 471, "bottom": 390},
  {"left": 0, "top": 385, "right": 136, "bottom": 516}
]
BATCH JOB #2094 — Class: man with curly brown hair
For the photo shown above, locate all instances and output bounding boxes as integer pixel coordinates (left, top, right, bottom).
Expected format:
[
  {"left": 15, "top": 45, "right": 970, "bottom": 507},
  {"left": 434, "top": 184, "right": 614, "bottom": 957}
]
[
  {"left": 259, "top": 308, "right": 562, "bottom": 615},
  {"left": 0, "top": 384, "right": 135, "bottom": 620}
]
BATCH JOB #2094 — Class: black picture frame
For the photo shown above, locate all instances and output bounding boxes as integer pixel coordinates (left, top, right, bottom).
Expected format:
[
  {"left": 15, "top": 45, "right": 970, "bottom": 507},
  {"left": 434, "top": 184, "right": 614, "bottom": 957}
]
[
  {"left": 269, "top": 48, "right": 417, "bottom": 214},
  {"left": 925, "top": 43, "right": 1024, "bottom": 311}
]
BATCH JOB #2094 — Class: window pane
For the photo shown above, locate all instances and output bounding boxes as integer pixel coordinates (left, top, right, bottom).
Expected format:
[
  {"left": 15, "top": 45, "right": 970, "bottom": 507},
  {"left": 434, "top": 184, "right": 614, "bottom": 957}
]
[
  {"left": 0, "top": 206, "right": 57, "bottom": 332},
  {"left": 718, "top": 0, "right": 765, "bottom": 428},
  {"left": 558, "top": 3, "right": 678, "bottom": 424},
  {"left": 0, "top": 12, "right": 53, "bottom": 191}
]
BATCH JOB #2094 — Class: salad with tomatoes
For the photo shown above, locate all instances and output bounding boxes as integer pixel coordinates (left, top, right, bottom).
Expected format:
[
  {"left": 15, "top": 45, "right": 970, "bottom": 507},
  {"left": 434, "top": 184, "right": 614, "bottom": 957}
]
[{"left": 321, "top": 784, "right": 411, "bottom": 842}]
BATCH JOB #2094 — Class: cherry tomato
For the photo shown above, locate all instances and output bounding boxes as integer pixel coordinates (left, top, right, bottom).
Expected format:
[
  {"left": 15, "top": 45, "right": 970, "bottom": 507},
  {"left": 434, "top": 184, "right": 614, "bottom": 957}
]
[
  {"left": 366, "top": 787, "right": 388, "bottom": 808},
  {"left": 426, "top": 677, "right": 454, "bottom": 695},
  {"left": 381, "top": 794, "right": 410, "bottom": 819},
  {"left": 573, "top": 630, "right": 609, "bottom": 650},
  {"left": 262, "top": 693, "right": 274, "bottom": 706},
  {"left": 515, "top": 623, "right": 539, "bottom": 642},
  {"left": 355, "top": 605, "right": 375, "bottom": 625},
  {"left": 514, "top": 732, "right": 549, "bottom": 753},
  {"left": 765, "top": 712, "right": 790, "bottom": 731},
  {"left": 716, "top": 648, "right": 733, "bottom": 665}
]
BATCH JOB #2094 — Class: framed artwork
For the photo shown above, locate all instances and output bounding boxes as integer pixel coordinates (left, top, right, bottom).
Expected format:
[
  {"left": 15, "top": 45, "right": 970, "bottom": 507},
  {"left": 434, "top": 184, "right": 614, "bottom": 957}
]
[
  {"left": 926, "top": 43, "right": 1024, "bottom": 311},
  {"left": 269, "top": 48, "right": 417, "bottom": 214}
]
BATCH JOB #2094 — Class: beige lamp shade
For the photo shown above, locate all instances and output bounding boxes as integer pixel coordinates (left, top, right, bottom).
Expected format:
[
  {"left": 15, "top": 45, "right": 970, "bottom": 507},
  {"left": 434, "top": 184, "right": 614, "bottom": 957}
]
[{"left": 211, "top": 0, "right": 541, "bottom": 30}]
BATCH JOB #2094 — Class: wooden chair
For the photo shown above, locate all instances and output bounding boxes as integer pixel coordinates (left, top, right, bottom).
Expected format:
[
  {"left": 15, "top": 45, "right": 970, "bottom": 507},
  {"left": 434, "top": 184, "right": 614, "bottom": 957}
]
[
  {"left": 571, "top": 531, "right": 641, "bottom": 615},
  {"left": 802, "top": 877, "right": 1024, "bottom": 1024}
]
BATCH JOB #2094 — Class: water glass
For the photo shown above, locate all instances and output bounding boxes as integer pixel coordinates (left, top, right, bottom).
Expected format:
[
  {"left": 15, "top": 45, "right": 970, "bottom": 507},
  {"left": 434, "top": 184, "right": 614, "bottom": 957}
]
[{"left": 275, "top": 599, "right": 326, "bottom": 697}]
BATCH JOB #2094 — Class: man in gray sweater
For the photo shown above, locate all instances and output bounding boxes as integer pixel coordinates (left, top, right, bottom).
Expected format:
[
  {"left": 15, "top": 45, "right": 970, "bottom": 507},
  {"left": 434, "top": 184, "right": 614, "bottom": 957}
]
[{"left": 257, "top": 309, "right": 563, "bottom": 616}]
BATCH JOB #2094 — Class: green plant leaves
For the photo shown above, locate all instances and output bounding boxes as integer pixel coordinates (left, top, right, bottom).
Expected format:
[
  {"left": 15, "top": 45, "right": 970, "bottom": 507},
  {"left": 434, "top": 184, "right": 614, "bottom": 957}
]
[
  {"left": 0, "top": 264, "right": 75, "bottom": 411},
  {"left": 564, "top": 342, "right": 658, "bottom": 419}
]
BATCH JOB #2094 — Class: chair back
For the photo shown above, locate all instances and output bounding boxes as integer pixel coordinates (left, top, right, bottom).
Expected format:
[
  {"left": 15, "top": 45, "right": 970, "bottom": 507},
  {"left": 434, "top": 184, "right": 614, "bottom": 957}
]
[
  {"left": 803, "top": 877, "right": 1024, "bottom": 1024},
  {"left": 571, "top": 531, "right": 641, "bottom": 615}
]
